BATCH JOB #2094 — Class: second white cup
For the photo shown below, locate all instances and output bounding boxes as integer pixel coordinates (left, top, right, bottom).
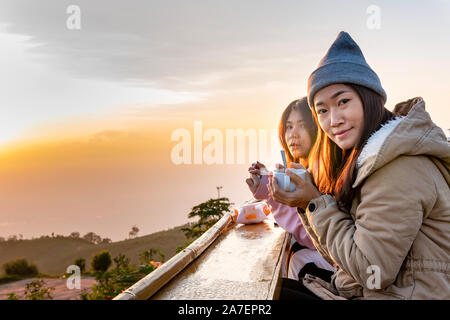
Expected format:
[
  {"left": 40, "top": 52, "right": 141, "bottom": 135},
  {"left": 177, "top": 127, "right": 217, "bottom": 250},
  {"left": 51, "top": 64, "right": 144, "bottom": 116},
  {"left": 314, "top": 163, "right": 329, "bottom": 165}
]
[{"left": 273, "top": 168, "right": 310, "bottom": 192}]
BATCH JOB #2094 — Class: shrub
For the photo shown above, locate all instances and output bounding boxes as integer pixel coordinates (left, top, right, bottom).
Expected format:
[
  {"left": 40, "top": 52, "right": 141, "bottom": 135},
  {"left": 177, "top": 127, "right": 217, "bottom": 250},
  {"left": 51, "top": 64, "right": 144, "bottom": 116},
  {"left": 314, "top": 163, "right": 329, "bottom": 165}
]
[
  {"left": 113, "top": 253, "right": 130, "bottom": 271},
  {"left": 74, "top": 258, "right": 86, "bottom": 273},
  {"left": 3, "top": 259, "right": 38, "bottom": 277},
  {"left": 6, "top": 292, "right": 19, "bottom": 300},
  {"left": 84, "top": 263, "right": 155, "bottom": 300},
  {"left": 84, "top": 251, "right": 164, "bottom": 300},
  {"left": 91, "top": 251, "right": 112, "bottom": 273},
  {"left": 139, "top": 248, "right": 165, "bottom": 264},
  {"left": 24, "top": 280, "right": 54, "bottom": 300}
]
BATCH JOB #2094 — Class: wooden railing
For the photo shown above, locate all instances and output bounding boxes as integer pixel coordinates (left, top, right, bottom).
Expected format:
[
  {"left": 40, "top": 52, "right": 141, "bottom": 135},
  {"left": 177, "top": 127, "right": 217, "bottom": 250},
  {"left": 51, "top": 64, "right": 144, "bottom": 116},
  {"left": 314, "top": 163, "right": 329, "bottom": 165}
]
[{"left": 114, "top": 210, "right": 290, "bottom": 300}]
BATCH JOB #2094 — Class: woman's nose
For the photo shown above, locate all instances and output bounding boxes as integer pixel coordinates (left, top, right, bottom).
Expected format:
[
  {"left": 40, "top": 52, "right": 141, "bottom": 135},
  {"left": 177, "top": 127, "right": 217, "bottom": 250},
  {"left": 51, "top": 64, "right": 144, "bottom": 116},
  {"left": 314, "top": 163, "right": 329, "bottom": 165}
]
[
  {"left": 288, "top": 127, "right": 299, "bottom": 138},
  {"left": 330, "top": 109, "right": 344, "bottom": 127}
]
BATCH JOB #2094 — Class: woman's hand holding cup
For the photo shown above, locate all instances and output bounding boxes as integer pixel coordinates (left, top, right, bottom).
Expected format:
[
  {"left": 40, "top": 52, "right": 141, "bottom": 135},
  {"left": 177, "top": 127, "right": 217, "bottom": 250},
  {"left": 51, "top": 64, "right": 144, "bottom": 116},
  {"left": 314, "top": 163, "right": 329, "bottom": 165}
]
[{"left": 268, "top": 163, "right": 321, "bottom": 209}]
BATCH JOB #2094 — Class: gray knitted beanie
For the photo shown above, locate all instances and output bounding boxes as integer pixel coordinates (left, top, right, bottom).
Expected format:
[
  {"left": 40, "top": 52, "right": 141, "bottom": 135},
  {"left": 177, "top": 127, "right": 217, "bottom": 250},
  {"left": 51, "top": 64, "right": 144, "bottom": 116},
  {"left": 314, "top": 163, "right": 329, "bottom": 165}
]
[{"left": 307, "top": 31, "right": 387, "bottom": 107}]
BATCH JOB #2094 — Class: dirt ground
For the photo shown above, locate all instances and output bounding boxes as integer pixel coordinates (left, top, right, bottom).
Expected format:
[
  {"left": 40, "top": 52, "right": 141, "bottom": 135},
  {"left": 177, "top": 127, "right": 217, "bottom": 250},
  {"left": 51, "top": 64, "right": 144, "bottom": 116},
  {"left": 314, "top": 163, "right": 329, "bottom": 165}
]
[{"left": 0, "top": 276, "right": 97, "bottom": 300}]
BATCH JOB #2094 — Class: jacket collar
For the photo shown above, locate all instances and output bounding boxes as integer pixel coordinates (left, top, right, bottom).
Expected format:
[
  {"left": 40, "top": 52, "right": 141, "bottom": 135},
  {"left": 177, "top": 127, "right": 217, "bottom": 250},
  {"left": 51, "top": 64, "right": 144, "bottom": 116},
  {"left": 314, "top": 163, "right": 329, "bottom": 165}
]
[{"left": 356, "top": 116, "right": 404, "bottom": 169}]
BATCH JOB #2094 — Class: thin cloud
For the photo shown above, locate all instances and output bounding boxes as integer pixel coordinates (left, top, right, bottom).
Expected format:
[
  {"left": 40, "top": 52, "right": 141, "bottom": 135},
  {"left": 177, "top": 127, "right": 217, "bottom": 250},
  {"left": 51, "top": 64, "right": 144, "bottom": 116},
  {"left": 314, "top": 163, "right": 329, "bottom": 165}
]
[
  {"left": 0, "top": 0, "right": 326, "bottom": 92},
  {"left": 0, "top": 222, "right": 12, "bottom": 227}
]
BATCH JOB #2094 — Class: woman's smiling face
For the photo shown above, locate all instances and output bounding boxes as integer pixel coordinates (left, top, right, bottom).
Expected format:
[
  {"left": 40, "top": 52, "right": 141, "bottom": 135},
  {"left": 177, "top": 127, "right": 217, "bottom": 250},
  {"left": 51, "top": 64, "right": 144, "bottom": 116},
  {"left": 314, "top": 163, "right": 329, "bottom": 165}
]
[{"left": 313, "top": 84, "right": 364, "bottom": 150}]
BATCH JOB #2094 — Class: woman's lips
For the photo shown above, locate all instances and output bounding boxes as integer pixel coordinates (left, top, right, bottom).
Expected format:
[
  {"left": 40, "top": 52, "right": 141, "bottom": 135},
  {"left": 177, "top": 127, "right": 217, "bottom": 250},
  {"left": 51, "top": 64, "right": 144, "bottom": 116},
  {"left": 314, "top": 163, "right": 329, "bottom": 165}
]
[{"left": 334, "top": 128, "right": 352, "bottom": 138}]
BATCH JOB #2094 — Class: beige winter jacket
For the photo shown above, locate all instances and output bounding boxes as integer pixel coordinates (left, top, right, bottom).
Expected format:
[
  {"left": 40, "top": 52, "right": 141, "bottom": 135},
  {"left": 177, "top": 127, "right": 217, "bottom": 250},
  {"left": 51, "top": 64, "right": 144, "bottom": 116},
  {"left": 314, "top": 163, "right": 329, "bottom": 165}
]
[{"left": 298, "top": 98, "right": 450, "bottom": 300}]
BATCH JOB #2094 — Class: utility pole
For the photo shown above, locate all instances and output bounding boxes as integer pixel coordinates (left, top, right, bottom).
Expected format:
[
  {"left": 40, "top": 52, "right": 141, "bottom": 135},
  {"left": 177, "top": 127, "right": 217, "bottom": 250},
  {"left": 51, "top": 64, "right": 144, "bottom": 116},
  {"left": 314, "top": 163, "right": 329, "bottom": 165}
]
[{"left": 216, "top": 186, "right": 223, "bottom": 198}]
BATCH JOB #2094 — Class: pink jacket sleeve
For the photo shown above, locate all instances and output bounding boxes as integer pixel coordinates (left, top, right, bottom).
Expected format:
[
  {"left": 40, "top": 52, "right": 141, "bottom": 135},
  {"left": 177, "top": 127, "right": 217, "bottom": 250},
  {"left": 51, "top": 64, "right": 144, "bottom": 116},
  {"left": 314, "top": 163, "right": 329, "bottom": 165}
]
[{"left": 253, "top": 175, "right": 316, "bottom": 250}]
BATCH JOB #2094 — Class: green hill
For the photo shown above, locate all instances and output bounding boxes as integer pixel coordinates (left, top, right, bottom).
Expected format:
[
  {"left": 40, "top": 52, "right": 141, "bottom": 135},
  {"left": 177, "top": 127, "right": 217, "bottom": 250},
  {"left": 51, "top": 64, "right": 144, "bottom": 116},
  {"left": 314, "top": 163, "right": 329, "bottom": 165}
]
[{"left": 0, "top": 225, "right": 189, "bottom": 276}]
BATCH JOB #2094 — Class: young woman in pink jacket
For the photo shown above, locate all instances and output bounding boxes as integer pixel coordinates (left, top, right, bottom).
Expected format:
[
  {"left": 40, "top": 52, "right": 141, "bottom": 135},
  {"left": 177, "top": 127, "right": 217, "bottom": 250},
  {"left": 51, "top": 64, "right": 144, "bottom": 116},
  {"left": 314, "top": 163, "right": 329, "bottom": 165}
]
[{"left": 245, "top": 97, "right": 334, "bottom": 296}]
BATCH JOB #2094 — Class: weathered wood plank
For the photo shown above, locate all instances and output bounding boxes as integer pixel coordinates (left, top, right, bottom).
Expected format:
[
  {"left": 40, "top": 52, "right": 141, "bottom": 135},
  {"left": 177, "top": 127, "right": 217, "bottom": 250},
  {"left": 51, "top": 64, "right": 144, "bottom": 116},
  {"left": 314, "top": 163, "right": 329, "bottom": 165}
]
[{"left": 151, "top": 217, "right": 289, "bottom": 300}]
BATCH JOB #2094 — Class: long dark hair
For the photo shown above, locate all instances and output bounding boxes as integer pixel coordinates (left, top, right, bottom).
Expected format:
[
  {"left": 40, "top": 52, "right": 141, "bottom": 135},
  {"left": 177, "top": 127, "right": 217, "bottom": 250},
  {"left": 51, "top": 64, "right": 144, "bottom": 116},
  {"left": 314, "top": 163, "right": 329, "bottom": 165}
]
[
  {"left": 279, "top": 97, "right": 318, "bottom": 168},
  {"left": 308, "top": 84, "right": 394, "bottom": 211}
]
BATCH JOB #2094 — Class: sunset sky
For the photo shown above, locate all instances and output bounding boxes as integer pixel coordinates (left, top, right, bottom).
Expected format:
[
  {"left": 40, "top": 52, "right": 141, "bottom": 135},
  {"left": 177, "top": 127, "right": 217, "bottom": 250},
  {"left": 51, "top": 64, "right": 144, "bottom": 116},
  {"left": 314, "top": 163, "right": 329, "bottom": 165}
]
[{"left": 1, "top": 0, "right": 449, "bottom": 241}]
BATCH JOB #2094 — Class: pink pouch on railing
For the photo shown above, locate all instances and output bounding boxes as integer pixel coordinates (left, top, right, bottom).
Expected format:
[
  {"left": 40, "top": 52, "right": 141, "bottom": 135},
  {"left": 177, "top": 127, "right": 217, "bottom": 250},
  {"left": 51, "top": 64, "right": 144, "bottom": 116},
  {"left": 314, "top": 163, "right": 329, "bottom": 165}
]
[{"left": 232, "top": 202, "right": 271, "bottom": 224}]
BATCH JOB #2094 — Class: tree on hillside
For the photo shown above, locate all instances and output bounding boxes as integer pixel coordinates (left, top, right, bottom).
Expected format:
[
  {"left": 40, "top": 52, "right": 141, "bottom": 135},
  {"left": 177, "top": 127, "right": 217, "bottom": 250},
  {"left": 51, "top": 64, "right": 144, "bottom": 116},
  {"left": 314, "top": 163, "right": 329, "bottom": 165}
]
[
  {"left": 100, "top": 238, "right": 112, "bottom": 244},
  {"left": 128, "top": 225, "right": 139, "bottom": 239},
  {"left": 69, "top": 232, "right": 80, "bottom": 238},
  {"left": 182, "top": 197, "right": 234, "bottom": 240},
  {"left": 7, "top": 235, "right": 18, "bottom": 242},
  {"left": 83, "top": 232, "right": 102, "bottom": 244}
]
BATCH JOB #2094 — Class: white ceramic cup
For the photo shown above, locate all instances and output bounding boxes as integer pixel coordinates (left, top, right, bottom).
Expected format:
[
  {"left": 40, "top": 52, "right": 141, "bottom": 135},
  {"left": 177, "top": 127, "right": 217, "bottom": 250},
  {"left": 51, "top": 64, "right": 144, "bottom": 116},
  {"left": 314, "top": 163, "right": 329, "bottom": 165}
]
[{"left": 273, "top": 168, "right": 311, "bottom": 192}]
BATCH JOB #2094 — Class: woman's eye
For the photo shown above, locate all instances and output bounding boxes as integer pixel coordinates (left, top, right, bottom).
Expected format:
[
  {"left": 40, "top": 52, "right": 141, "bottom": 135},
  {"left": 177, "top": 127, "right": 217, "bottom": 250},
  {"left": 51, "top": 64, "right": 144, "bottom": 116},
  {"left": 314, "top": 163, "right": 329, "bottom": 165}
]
[
  {"left": 338, "top": 99, "right": 349, "bottom": 106},
  {"left": 317, "top": 109, "right": 327, "bottom": 115}
]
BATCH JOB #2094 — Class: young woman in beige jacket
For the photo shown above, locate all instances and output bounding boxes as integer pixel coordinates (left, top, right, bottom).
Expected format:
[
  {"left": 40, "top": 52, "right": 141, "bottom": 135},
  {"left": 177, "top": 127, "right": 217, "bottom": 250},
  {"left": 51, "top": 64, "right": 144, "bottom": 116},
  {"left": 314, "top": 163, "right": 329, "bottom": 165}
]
[{"left": 269, "top": 31, "right": 450, "bottom": 300}]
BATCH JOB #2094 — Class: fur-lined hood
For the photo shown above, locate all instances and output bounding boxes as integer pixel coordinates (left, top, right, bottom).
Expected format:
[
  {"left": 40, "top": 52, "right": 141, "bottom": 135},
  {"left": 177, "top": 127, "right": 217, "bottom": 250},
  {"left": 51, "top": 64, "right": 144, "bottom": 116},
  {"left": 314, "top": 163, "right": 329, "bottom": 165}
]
[{"left": 354, "top": 97, "right": 450, "bottom": 188}]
